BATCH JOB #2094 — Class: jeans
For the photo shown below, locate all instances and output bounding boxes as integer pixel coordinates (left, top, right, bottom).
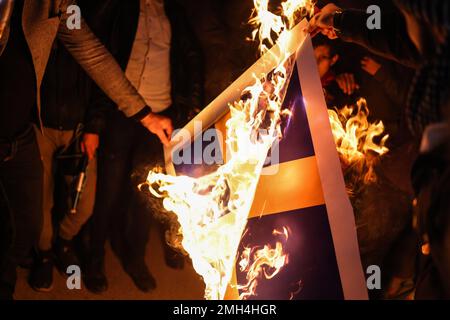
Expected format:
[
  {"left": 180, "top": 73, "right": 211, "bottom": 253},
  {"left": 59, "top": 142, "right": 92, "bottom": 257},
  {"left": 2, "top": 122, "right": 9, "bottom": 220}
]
[
  {"left": 90, "top": 109, "right": 168, "bottom": 264},
  {"left": 89, "top": 111, "right": 137, "bottom": 260},
  {"left": 0, "top": 126, "right": 43, "bottom": 297},
  {"left": 33, "top": 126, "right": 97, "bottom": 251}
]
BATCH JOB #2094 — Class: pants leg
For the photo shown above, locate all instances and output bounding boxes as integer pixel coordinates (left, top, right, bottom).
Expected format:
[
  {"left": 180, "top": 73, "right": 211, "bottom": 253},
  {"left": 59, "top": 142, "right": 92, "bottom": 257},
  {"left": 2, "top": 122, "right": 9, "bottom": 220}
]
[
  {"left": 0, "top": 129, "right": 43, "bottom": 294},
  {"left": 124, "top": 126, "right": 164, "bottom": 262},
  {"left": 123, "top": 106, "right": 178, "bottom": 263},
  {"left": 89, "top": 112, "right": 135, "bottom": 259},
  {"left": 33, "top": 127, "right": 60, "bottom": 251},
  {"left": 59, "top": 156, "right": 97, "bottom": 241}
]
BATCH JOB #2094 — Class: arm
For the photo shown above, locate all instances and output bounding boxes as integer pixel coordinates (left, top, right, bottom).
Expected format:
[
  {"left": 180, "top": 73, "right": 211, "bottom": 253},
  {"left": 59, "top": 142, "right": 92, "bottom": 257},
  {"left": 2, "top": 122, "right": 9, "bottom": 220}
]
[
  {"left": 78, "top": 0, "right": 118, "bottom": 134},
  {"left": 309, "top": 3, "right": 422, "bottom": 68},
  {"left": 56, "top": 1, "right": 147, "bottom": 118},
  {"left": 57, "top": 0, "right": 172, "bottom": 145},
  {"left": 338, "top": 9, "right": 421, "bottom": 68}
]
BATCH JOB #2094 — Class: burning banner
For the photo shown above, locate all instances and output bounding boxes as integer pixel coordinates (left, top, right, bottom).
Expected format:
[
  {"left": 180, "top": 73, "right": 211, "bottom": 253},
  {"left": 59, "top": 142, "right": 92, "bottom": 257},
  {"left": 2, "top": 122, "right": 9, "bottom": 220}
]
[{"left": 146, "top": 2, "right": 368, "bottom": 300}]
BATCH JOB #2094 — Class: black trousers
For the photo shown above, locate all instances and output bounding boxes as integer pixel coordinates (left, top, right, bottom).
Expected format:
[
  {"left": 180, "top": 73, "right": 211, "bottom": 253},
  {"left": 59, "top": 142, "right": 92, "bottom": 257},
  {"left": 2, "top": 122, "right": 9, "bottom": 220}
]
[
  {"left": 0, "top": 127, "right": 43, "bottom": 296},
  {"left": 90, "top": 109, "right": 173, "bottom": 264}
]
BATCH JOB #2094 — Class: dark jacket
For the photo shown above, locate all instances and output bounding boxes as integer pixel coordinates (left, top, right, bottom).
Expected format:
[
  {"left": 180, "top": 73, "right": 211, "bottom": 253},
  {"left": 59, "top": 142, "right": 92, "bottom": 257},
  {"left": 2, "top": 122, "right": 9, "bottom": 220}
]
[
  {"left": 40, "top": 40, "right": 107, "bottom": 134},
  {"left": 1, "top": 0, "right": 150, "bottom": 124},
  {"left": 83, "top": 0, "right": 204, "bottom": 127},
  {"left": 338, "top": 9, "right": 422, "bottom": 68}
]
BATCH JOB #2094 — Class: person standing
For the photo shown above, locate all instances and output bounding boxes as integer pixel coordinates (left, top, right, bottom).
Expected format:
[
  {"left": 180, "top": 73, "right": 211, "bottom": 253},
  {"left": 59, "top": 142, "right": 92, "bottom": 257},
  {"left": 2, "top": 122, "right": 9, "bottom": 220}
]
[
  {"left": 0, "top": 0, "right": 173, "bottom": 300},
  {"left": 28, "top": 35, "right": 107, "bottom": 292},
  {"left": 82, "top": 0, "right": 203, "bottom": 294},
  {"left": 309, "top": 0, "right": 450, "bottom": 298}
]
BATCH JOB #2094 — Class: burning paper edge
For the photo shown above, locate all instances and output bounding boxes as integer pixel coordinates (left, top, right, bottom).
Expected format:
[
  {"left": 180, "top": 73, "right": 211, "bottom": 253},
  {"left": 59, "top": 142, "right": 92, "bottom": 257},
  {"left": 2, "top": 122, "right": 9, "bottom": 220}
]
[
  {"left": 296, "top": 36, "right": 368, "bottom": 300},
  {"left": 163, "top": 20, "right": 309, "bottom": 175},
  {"left": 163, "top": 18, "right": 368, "bottom": 300}
]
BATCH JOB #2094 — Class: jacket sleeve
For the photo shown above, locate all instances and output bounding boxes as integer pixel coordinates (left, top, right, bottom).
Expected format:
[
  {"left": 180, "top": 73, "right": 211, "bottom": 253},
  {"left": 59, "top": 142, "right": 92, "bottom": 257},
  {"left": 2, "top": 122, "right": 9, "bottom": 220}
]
[
  {"left": 339, "top": 9, "right": 422, "bottom": 68},
  {"left": 56, "top": 0, "right": 148, "bottom": 119}
]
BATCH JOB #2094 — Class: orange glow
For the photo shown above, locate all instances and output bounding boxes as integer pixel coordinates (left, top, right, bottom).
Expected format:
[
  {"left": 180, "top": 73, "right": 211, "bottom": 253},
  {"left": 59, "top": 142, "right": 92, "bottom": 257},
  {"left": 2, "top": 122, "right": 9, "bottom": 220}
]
[{"left": 328, "top": 98, "right": 389, "bottom": 188}]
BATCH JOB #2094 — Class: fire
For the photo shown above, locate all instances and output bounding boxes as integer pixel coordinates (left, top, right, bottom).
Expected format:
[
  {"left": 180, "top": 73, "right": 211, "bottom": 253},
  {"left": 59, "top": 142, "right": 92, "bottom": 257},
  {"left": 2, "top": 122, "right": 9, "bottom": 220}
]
[
  {"left": 289, "top": 280, "right": 303, "bottom": 300},
  {"left": 272, "top": 226, "right": 289, "bottom": 240},
  {"left": 328, "top": 98, "right": 389, "bottom": 188},
  {"left": 237, "top": 227, "right": 290, "bottom": 300},
  {"left": 146, "top": 0, "right": 313, "bottom": 300},
  {"left": 250, "top": 0, "right": 315, "bottom": 55},
  {"left": 236, "top": 237, "right": 289, "bottom": 300},
  {"left": 148, "top": 58, "right": 293, "bottom": 300}
]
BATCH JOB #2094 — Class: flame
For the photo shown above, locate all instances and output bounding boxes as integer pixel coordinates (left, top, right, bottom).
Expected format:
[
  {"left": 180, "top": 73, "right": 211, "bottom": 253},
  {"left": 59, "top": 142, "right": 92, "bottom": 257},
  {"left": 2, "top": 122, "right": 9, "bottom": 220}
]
[
  {"left": 146, "top": 1, "right": 313, "bottom": 300},
  {"left": 272, "top": 226, "right": 290, "bottom": 241},
  {"left": 328, "top": 98, "right": 389, "bottom": 187},
  {"left": 236, "top": 227, "right": 290, "bottom": 300},
  {"left": 289, "top": 280, "right": 303, "bottom": 300},
  {"left": 236, "top": 240, "right": 289, "bottom": 300},
  {"left": 250, "top": 0, "right": 315, "bottom": 55}
]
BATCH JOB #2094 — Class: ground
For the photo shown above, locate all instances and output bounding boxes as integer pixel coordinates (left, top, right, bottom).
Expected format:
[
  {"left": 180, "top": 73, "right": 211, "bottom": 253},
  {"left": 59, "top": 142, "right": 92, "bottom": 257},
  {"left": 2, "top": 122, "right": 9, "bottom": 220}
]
[{"left": 14, "top": 225, "right": 205, "bottom": 300}]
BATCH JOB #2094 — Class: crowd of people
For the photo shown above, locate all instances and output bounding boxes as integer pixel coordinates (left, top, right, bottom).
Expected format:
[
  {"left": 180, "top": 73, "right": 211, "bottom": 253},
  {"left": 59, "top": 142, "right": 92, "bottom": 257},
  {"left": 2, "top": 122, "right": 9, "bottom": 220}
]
[
  {"left": 311, "top": 0, "right": 450, "bottom": 299},
  {"left": 0, "top": 0, "right": 449, "bottom": 300}
]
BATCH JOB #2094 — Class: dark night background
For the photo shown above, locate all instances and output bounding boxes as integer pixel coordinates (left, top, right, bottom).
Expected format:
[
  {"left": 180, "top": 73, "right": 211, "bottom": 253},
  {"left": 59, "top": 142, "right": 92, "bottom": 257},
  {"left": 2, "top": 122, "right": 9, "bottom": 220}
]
[{"left": 13, "top": 0, "right": 415, "bottom": 300}]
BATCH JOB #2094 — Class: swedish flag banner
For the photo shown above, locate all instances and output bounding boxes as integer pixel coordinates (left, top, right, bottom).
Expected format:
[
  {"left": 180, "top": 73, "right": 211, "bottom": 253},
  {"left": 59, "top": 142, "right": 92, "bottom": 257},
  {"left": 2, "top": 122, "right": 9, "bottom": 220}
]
[{"left": 162, "top": 20, "right": 368, "bottom": 300}]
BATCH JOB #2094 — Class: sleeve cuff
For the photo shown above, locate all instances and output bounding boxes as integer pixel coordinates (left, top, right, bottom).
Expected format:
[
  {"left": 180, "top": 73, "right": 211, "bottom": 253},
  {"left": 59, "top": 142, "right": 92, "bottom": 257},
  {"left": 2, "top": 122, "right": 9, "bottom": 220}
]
[{"left": 130, "top": 105, "right": 152, "bottom": 122}]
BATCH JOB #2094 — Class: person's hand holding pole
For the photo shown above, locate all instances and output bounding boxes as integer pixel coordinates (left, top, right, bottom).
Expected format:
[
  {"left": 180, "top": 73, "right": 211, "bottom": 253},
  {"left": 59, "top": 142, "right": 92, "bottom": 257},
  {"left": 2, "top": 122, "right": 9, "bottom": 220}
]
[
  {"left": 141, "top": 112, "right": 173, "bottom": 147},
  {"left": 308, "top": 3, "right": 342, "bottom": 39}
]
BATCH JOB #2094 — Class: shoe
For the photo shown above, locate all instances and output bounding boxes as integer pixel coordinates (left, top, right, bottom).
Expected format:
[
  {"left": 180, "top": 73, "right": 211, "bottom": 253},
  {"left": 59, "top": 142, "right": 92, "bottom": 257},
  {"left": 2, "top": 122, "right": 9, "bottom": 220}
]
[
  {"left": 164, "top": 246, "right": 185, "bottom": 270},
  {"left": 29, "top": 250, "right": 54, "bottom": 292},
  {"left": 54, "top": 236, "right": 80, "bottom": 274},
  {"left": 83, "top": 256, "right": 108, "bottom": 294},
  {"left": 124, "top": 259, "right": 156, "bottom": 292}
]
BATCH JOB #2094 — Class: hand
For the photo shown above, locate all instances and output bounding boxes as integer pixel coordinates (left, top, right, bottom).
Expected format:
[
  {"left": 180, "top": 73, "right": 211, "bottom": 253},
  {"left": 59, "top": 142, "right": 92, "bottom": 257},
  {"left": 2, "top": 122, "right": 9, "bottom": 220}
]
[
  {"left": 361, "top": 57, "right": 381, "bottom": 76},
  {"left": 307, "top": 3, "right": 341, "bottom": 39},
  {"left": 336, "top": 73, "right": 360, "bottom": 95},
  {"left": 81, "top": 133, "right": 99, "bottom": 161},
  {"left": 141, "top": 113, "right": 173, "bottom": 146}
]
